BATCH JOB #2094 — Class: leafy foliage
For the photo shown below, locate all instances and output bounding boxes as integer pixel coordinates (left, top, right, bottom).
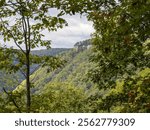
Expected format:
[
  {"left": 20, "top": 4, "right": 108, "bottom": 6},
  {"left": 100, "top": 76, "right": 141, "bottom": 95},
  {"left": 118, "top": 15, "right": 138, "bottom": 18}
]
[
  {"left": 87, "top": 0, "right": 150, "bottom": 112},
  {"left": 88, "top": 0, "right": 150, "bottom": 88},
  {"left": 31, "top": 82, "right": 87, "bottom": 112}
]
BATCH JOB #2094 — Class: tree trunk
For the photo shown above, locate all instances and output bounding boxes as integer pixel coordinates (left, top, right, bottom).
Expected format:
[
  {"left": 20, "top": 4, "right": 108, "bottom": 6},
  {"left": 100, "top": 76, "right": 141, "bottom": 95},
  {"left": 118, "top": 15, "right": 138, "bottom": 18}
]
[{"left": 26, "top": 52, "right": 31, "bottom": 113}]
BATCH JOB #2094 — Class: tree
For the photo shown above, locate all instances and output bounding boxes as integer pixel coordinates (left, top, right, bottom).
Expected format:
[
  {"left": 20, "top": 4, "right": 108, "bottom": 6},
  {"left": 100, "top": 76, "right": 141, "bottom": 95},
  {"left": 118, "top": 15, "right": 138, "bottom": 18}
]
[
  {"left": 0, "top": 0, "right": 67, "bottom": 112},
  {"left": 31, "top": 82, "right": 87, "bottom": 112},
  {"left": 87, "top": 0, "right": 150, "bottom": 112}
]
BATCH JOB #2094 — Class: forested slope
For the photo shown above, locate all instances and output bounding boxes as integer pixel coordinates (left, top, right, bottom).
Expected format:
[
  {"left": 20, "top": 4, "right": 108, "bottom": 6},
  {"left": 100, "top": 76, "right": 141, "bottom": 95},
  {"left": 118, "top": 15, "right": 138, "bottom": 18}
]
[
  {"left": 16, "top": 48, "right": 97, "bottom": 94},
  {"left": 0, "top": 48, "right": 70, "bottom": 92}
]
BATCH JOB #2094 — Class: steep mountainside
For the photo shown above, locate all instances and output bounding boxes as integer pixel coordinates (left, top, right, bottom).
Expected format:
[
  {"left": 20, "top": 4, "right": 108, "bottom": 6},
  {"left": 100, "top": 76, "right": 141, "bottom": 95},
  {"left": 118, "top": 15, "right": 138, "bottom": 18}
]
[
  {"left": 16, "top": 48, "right": 98, "bottom": 95},
  {"left": 0, "top": 48, "right": 70, "bottom": 92}
]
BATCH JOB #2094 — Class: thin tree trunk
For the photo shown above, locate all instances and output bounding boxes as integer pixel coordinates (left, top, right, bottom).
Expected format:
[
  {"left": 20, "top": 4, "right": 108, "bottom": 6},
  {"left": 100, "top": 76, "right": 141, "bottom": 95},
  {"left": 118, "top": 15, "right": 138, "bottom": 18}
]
[{"left": 26, "top": 52, "right": 31, "bottom": 113}]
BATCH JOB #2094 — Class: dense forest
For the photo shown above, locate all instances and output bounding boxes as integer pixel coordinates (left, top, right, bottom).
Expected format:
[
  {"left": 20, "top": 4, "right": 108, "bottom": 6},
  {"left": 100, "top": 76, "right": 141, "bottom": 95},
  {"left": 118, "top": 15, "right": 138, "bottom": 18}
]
[{"left": 0, "top": 0, "right": 150, "bottom": 113}]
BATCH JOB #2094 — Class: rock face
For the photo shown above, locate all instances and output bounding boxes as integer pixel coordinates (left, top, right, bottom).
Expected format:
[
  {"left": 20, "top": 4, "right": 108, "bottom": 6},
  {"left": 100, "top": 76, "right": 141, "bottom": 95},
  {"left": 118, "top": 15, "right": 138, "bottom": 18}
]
[{"left": 74, "top": 39, "right": 91, "bottom": 52}]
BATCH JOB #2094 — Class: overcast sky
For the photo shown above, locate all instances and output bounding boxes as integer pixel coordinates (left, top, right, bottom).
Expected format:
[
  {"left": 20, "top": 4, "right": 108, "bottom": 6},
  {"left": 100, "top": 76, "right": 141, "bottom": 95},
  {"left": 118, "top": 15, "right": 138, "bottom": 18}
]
[
  {"left": 0, "top": 11, "right": 94, "bottom": 49},
  {"left": 43, "top": 14, "right": 94, "bottom": 48}
]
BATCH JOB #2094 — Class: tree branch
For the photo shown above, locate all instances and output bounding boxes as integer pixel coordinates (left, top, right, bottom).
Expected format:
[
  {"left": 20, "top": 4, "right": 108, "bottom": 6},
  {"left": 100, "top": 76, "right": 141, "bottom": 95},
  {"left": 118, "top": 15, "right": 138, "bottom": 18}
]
[
  {"left": 0, "top": 18, "right": 26, "bottom": 54},
  {"left": 21, "top": 13, "right": 28, "bottom": 52}
]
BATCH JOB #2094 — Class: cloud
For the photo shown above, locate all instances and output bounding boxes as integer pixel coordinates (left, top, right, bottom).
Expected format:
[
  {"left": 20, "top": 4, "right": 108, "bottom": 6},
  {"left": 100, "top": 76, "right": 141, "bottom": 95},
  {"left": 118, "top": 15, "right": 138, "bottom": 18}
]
[{"left": 44, "top": 14, "right": 94, "bottom": 48}]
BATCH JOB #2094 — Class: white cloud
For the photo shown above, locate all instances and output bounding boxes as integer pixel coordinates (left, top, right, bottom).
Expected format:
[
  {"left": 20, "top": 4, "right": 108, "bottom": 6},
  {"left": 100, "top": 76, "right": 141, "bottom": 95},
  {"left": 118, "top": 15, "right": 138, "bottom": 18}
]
[{"left": 44, "top": 15, "right": 94, "bottom": 48}]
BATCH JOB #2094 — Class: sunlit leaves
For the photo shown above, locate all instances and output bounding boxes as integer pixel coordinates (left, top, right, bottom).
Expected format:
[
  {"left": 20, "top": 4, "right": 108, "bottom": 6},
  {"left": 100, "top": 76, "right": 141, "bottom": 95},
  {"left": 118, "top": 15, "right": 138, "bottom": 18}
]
[{"left": 31, "top": 82, "right": 87, "bottom": 112}]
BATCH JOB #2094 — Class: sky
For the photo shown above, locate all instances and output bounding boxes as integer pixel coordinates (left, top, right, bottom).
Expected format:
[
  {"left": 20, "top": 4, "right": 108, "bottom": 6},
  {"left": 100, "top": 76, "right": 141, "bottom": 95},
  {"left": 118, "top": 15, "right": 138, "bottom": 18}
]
[
  {"left": 0, "top": 10, "right": 94, "bottom": 49},
  {"left": 45, "top": 14, "right": 94, "bottom": 48}
]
